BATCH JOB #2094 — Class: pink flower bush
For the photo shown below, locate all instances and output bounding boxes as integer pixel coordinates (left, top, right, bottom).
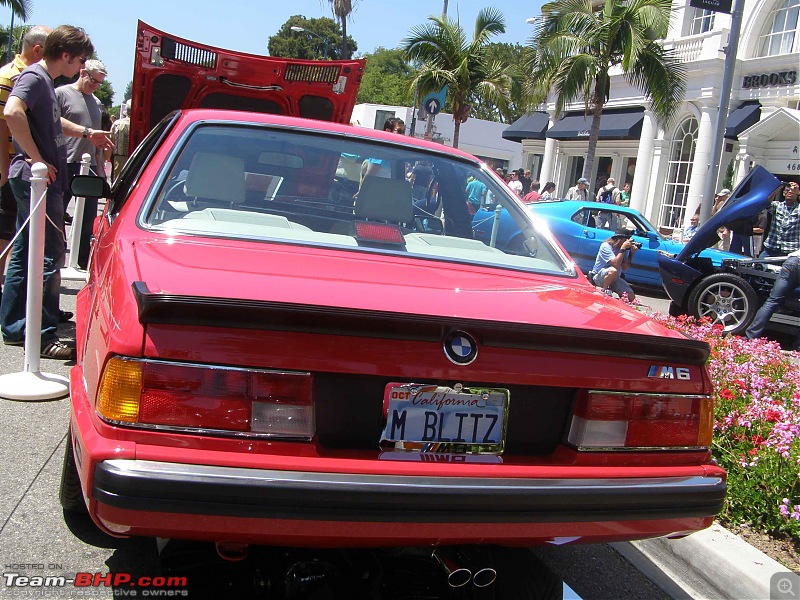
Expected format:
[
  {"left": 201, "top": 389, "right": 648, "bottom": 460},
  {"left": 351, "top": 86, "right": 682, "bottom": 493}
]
[{"left": 650, "top": 314, "right": 800, "bottom": 542}]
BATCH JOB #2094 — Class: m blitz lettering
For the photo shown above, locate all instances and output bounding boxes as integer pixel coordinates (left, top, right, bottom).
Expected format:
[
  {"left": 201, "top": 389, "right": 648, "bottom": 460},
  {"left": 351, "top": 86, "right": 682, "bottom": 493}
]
[{"left": 742, "top": 71, "right": 797, "bottom": 89}]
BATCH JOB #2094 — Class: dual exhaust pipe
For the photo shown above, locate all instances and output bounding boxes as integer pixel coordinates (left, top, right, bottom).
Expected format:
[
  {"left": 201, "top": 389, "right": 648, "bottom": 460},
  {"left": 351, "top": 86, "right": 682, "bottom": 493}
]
[{"left": 432, "top": 547, "right": 497, "bottom": 588}]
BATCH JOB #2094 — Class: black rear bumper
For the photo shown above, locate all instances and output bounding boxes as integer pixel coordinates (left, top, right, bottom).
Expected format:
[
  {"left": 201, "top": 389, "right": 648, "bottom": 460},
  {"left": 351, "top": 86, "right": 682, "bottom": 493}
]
[{"left": 93, "top": 459, "right": 726, "bottom": 523}]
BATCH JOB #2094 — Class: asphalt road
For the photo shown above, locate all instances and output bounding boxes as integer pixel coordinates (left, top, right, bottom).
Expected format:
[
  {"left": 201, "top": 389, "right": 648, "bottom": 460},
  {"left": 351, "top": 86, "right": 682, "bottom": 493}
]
[{"left": 0, "top": 279, "right": 674, "bottom": 600}]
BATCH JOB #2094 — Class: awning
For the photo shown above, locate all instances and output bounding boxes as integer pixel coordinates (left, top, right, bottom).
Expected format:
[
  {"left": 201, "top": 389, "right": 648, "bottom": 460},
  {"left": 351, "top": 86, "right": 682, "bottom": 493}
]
[
  {"left": 546, "top": 107, "right": 645, "bottom": 140},
  {"left": 724, "top": 101, "right": 761, "bottom": 140},
  {"left": 502, "top": 112, "right": 550, "bottom": 142}
]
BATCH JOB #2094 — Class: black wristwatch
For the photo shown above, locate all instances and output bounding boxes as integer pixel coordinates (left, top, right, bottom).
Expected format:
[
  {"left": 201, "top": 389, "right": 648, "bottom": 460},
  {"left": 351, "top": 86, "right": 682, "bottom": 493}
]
[{"left": 82, "top": 126, "right": 90, "bottom": 138}]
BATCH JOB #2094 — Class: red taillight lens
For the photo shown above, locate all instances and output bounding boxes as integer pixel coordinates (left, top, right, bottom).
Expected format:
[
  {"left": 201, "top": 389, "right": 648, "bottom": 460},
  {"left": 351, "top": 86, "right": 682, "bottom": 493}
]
[
  {"left": 567, "top": 391, "right": 713, "bottom": 450},
  {"left": 97, "top": 358, "right": 314, "bottom": 439},
  {"left": 355, "top": 221, "right": 405, "bottom": 244}
]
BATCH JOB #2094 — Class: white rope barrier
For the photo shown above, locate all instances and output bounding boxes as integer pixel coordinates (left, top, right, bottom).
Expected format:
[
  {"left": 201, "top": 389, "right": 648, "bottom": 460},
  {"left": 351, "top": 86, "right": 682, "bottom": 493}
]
[{"left": 62, "top": 152, "right": 91, "bottom": 281}]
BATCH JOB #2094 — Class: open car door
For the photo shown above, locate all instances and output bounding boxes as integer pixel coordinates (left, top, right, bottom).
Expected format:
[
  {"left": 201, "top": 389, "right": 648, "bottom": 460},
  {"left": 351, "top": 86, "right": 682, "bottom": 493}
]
[{"left": 130, "top": 20, "right": 366, "bottom": 152}]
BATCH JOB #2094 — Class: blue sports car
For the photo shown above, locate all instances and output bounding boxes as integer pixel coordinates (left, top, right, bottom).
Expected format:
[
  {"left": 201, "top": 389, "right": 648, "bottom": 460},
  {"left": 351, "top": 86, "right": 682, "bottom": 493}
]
[
  {"left": 473, "top": 200, "right": 739, "bottom": 289},
  {"left": 658, "top": 166, "right": 799, "bottom": 335}
]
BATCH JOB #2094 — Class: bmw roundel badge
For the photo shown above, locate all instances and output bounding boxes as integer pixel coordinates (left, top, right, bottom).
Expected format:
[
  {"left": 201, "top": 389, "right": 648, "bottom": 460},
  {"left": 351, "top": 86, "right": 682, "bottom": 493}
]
[{"left": 443, "top": 330, "right": 478, "bottom": 365}]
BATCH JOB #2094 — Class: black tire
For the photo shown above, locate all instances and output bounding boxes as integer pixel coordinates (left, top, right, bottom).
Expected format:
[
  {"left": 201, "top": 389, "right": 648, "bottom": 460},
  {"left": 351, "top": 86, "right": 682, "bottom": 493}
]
[
  {"left": 59, "top": 429, "right": 88, "bottom": 513},
  {"left": 687, "top": 272, "right": 758, "bottom": 335}
]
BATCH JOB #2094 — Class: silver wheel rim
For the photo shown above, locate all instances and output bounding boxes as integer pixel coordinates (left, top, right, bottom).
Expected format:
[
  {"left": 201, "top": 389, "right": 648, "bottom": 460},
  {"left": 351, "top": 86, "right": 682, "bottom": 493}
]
[{"left": 696, "top": 281, "right": 751, "bottom": 332}]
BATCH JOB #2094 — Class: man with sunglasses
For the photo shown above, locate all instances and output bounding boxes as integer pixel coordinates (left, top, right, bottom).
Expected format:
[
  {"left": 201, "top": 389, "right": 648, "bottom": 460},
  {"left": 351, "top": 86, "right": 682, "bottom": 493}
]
[
  {"left": 1, "top": 25, "right": 110, "bottom": 360},
  {"left": 56, "top": 58, "right": 108, "bottom": 269}
]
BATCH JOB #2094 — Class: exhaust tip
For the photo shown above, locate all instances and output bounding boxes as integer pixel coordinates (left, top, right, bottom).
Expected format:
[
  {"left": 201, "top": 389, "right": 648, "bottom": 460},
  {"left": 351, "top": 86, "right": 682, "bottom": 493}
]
[
  {"left": 447, "top": 567, "right": 473, "bottom": 588},
  {"left": 432, "top": 548, "right": 472, "bottom": 588},
  {"left": 472, "top": 567, "right": 497, "bottom": 588}
]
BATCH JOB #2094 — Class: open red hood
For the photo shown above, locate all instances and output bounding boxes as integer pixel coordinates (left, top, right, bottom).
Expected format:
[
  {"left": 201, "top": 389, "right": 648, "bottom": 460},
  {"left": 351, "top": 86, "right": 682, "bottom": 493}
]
[{"left": 130, "top": 20, "right": 366, "bottom": 152}]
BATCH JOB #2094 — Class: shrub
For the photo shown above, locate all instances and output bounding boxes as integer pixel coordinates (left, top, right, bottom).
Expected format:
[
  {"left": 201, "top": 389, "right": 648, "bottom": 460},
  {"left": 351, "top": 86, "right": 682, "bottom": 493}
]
[{"left": 651, "top": 314, "right": 800, "bottom": 543}]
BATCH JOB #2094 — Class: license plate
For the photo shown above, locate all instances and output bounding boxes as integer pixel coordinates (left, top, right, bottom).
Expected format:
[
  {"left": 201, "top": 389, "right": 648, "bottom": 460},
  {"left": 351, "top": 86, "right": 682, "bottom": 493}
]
[{"left": 380, "top": 383, "right": 509, "bottom": 454}]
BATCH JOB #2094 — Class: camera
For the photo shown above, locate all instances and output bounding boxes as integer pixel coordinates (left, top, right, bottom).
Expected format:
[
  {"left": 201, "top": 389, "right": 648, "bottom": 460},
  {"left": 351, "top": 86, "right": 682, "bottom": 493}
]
[{"left": 630, "top": 241, "right": 642, "bottom": 249}]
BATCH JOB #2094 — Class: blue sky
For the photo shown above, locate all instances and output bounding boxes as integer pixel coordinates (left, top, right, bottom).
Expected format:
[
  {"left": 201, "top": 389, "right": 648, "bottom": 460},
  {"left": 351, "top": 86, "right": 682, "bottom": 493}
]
[{"left": 1, "top": 1, "right": 543, "bottom": 105}]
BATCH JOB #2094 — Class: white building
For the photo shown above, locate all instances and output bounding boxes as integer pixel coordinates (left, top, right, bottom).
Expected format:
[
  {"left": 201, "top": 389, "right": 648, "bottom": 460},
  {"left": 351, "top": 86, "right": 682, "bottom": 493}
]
[
  {"left": 503, "top": 0, "right": 800, "bottom": 233},
  {"left": 350, "top": 103, "right": 524, "bottom": 173}
]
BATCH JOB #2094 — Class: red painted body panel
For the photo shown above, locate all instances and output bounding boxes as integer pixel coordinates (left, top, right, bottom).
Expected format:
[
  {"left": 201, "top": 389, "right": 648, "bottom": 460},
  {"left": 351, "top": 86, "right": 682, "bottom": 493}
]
[{"left": 93, "top": 503, "right": 715, "bottom": 548}]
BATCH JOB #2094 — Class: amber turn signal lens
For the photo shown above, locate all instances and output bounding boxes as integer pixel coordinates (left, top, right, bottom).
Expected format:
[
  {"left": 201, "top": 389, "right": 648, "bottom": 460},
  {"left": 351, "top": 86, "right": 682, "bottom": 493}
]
[{"left": 97, "top": 357, "right": 143, "bottom": 422}]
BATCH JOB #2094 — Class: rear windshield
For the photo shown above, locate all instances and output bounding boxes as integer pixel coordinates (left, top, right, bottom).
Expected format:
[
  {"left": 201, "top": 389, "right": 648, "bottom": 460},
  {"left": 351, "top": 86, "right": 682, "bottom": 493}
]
[{"left": 142, "top": 123, "right": 573, "bottom": 276}]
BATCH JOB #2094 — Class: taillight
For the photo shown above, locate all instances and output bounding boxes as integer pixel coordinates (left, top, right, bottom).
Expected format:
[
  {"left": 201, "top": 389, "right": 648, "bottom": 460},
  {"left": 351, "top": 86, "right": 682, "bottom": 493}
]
[
  {"left": 355, "top": 221, "right": 405, "bottom": 244},
  {"left": 96, "top": 357, "right": 314, "bottom": 440},
  {"left": 567, "top": 390, "right": 713, "bottom": 450}
]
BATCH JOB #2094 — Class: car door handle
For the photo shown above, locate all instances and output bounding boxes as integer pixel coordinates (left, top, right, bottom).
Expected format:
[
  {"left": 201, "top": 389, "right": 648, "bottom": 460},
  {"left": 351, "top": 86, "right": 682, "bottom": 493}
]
[{"left": 583, "top": 229, "right": 596, "bottom": 239}]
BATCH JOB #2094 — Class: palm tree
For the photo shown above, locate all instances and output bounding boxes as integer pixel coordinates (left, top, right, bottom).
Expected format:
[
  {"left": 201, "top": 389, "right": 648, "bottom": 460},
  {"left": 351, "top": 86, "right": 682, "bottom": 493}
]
[
  {"left": 0, "top": 0, "right": 32, "bottom": 62},
  {"left": 2, "top": 0, "right": 30, "bottom": 21},
  {"left": 327, "top": 0, "right": 354, "bottom": 59},
  {"left": 402, "top": 7, "right": 511, "bottom": 148},
  {"left": 527, "top": 0, "right": 685, "bottom": 181}
]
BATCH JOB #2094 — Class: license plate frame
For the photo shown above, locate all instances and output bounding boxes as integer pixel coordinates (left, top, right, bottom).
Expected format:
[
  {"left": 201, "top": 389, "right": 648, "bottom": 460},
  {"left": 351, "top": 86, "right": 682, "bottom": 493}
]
[{"left": 379, "top": 383, "right": 509, "bottom": 455}]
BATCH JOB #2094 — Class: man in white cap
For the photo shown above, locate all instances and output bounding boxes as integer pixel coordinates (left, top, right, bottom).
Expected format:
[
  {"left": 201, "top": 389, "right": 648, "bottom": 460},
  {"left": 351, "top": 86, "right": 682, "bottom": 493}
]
[
  {"left": 712, "top": 188, "right": 731, "bottom": 215},
  {"left": 566, "top": 177, "right": 590, "bottom": 201},
  {"left": 712, "top": 188, "right": 731, "bottom": 250}
]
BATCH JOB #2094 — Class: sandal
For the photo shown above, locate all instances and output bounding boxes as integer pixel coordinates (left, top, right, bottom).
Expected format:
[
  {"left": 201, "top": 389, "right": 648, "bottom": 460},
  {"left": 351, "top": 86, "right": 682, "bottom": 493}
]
[
  {"left": 40, "top": 339, "right": 76, "bottom": 360},
  {"left": 59, "top": 310, "right": 74, "bottom": 323}
]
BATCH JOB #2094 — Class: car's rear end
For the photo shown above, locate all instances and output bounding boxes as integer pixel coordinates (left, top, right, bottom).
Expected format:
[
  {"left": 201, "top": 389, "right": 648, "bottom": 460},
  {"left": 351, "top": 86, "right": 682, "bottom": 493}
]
[
  {"left": 65, "top": 112, "right": 725, "bottom": 549},
  {"left": 70, "top": 280, "right": 724, "bottom": 547}
]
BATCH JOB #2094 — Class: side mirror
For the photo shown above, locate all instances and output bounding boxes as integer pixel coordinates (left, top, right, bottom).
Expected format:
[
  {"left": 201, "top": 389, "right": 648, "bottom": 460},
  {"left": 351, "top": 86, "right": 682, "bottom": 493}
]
[{"left": 70, "top": 174, "right": 110, "bottom": 199}]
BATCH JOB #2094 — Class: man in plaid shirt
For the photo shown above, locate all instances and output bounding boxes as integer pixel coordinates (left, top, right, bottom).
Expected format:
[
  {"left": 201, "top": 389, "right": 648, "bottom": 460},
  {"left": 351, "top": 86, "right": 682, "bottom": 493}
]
[{"left": 761, "top": 181, "right": 800, "bottom": 257}]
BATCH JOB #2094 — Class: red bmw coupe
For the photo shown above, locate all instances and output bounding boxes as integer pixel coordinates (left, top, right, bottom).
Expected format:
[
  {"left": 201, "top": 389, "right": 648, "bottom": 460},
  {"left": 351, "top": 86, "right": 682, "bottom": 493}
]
[{"left": 60, "top": 21, "right": 724, "bottom": 594}]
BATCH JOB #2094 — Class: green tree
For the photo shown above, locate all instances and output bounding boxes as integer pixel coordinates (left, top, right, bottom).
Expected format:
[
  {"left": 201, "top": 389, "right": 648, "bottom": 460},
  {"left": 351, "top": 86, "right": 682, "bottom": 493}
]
[
  {"left": 470, "top": 42, "right": 533, "bottom": 124},
  {"left": 124, "top": 81, "right": 132, "bottom": 102},
  {"left": 526, "top": 0, "right": 685, "bottom": 181},
  {"left": 402, "top": 8, "right": 511, "bottom": 148},
  {"left": 268, "top": 16, "right": 355, "bottom": 60},
  {"left": 0, "top": 22, "right": 29, "bottom": 63},
  {"left": 356, "top": 47, "right": 413, "bottom": 106},
  {"left": 327, "top": 0, "right": 357, "bottom": 59},
  {"left": 94, "top": 79, "right": 114, "bottom": 108},
  {"left": 2, "top": 0, "right": 29, "bottom": 20}
]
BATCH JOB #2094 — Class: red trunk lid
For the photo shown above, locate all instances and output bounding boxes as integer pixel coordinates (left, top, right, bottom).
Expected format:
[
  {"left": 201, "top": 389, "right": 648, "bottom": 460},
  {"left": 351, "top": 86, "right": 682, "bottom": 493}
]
[{"left": 130, "top": 20, "right": 366, "bottom": 152}]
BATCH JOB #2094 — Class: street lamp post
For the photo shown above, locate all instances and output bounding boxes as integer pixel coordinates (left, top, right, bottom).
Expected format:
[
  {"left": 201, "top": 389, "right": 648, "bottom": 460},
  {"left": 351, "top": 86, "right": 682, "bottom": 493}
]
[{"left": 290, "top": 26, "right": 329, "bottom": 60}]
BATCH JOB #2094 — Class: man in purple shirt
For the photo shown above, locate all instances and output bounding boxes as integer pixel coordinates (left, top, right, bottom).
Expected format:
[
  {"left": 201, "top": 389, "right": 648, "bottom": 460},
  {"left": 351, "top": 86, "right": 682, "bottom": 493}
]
[{"left": 1, "top": 25, "right": 111, "bottom": 359}]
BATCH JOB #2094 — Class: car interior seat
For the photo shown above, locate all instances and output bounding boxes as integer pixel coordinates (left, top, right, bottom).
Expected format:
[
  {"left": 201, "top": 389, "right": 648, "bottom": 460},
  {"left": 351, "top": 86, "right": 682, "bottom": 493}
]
[
  {"left": 355, "top": 176, "right": 414, "bottom": 225},
  {"left": 184, "top": 152, "right": 246, "bottom": 206}
]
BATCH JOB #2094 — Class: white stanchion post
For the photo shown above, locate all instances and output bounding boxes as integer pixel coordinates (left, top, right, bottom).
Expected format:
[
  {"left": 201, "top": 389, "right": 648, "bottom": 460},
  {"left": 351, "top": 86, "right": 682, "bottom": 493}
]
[
  {"left": 62, "top": 153, "right": 91, "bottom": 281},
  {"left": 0, "top": 162, "right": 69, "bottom": 401}
]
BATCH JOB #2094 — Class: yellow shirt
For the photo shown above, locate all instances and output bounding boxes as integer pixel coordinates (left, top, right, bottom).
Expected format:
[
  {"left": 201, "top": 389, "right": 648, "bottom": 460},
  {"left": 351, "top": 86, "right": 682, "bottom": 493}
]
[{"left": 0, "top": 54, "right": 27, "bottom": 156}]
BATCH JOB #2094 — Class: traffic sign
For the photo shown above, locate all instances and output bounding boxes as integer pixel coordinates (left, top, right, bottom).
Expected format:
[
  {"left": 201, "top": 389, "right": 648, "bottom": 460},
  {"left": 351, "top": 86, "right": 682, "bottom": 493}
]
[
  {"left": 689, "top": 0, "right": 732, "bottom": 13},
  {"left": 424, "top": 97, "right": 441, "bottom": 116}
]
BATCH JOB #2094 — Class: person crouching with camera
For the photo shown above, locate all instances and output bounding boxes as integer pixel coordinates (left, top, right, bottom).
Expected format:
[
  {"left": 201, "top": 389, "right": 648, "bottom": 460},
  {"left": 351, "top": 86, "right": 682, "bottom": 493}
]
[{"left": 588, "top": 229, "right": 640, "bottom": 301}]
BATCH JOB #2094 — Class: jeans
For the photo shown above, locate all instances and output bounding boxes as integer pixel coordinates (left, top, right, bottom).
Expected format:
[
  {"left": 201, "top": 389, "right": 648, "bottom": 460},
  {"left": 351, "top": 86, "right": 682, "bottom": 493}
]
[
  {"left": 745, "top": 255, "right": 800, "bottom": 346},
  {"left": 729, "top": 233, "right": 752, "bottom": 257},
  {"left": 0, "top": 178, "right": 65, "bottom": 343},
  {"left": 62, "top": 162, "right": 98, "bottom": 269}
]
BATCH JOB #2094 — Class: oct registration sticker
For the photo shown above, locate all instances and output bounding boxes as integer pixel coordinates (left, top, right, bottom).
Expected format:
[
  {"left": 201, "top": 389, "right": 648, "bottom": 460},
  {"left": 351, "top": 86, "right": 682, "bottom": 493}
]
[{"left": 380, "top": 383, "right": 509, "bottom": 454}]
